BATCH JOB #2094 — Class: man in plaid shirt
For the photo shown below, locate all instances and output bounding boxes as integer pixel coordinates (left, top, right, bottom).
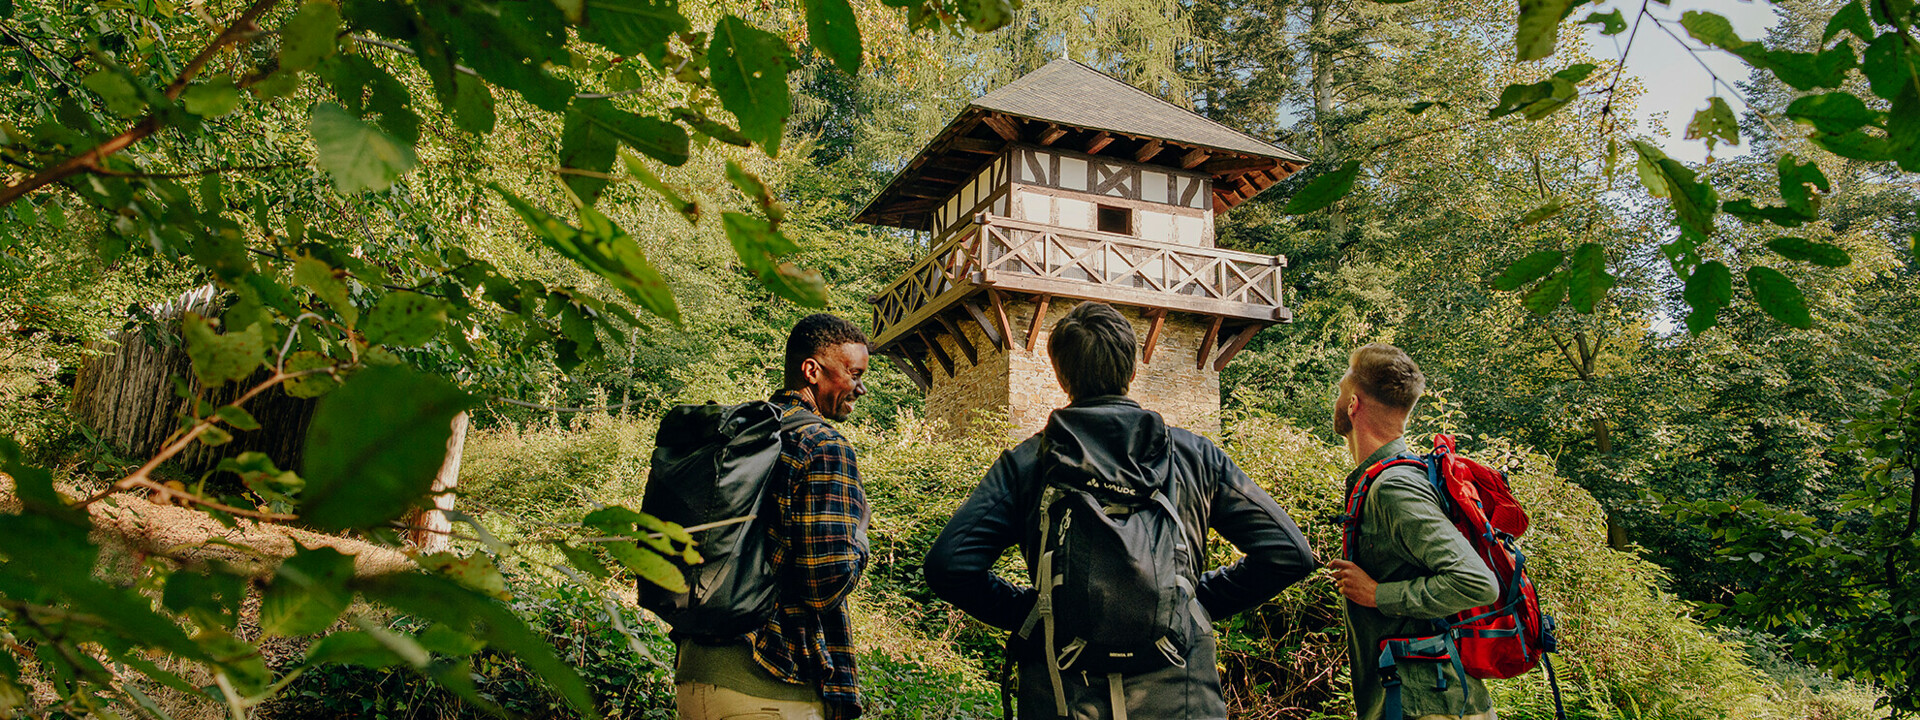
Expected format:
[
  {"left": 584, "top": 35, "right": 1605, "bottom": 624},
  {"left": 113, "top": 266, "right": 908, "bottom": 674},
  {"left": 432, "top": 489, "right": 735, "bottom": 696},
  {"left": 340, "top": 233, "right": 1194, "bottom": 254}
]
[{"left": 675, "top": 314, "right": 872, "bottom": 720}]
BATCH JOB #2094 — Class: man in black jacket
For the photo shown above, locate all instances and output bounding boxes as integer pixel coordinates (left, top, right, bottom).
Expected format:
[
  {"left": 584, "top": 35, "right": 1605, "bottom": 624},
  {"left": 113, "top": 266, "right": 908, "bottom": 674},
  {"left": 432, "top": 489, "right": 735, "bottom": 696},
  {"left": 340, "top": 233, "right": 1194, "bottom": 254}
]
[{"left": 923, "top": 301, "right": 1317, "bottom": 720}]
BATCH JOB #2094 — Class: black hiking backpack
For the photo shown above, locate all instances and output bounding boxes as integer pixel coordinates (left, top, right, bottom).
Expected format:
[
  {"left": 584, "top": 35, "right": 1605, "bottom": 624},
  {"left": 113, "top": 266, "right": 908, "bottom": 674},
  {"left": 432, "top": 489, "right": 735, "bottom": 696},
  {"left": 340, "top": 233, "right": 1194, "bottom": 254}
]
[
  {"left": 637, "top": 400, "right": 821, "bottom": 639},
  {"left": 1014, "top": 436, "right": 1205, "bottom": 718}
]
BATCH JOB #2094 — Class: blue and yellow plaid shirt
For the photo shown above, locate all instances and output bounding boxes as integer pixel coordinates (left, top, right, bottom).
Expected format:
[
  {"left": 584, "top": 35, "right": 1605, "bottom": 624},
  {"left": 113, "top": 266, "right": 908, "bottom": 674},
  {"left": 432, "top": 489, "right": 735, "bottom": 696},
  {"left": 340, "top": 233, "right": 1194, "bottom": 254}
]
[{"left": 748, "top": 390, "right": 870, "bottom": 719}]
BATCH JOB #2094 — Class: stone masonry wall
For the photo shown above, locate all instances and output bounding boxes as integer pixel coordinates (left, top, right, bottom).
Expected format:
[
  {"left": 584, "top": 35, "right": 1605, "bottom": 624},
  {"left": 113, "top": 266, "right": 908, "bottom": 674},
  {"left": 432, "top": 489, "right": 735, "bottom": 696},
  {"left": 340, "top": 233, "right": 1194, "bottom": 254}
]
[{"left": 920, "top": 297, "right": 1222, "bottom": 440}]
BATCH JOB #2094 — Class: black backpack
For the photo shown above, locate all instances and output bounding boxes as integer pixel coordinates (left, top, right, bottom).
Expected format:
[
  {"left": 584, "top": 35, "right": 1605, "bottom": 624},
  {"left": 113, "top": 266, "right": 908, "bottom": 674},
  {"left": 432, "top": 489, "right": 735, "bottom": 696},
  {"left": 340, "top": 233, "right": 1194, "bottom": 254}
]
[
  {"left": 638, "top": 400, "right": 821, "bottom": 638},
  {"left": 1014, "top": 439, "right": 1204, "bottom": 718}
]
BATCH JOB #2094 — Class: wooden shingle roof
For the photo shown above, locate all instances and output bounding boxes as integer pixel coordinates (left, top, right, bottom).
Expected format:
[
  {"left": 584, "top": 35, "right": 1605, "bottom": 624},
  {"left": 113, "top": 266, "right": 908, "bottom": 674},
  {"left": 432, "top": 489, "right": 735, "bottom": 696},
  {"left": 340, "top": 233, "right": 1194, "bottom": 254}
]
[{"left": 855, "top": 59, "right": 1308, "bottom": 229}]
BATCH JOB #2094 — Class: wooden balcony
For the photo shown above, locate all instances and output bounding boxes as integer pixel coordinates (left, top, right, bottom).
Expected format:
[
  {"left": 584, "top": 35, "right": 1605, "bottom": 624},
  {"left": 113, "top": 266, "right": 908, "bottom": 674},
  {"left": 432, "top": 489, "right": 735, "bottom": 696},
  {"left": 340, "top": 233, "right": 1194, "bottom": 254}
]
[{"left": 868, "top": 214, "right": 1291, "bottom": 359}]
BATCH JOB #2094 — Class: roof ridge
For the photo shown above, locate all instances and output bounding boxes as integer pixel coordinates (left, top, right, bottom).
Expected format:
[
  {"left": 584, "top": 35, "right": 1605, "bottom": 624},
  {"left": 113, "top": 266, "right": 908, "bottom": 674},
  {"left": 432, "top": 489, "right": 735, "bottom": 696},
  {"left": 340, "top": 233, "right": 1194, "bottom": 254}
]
[{"left": 973, "top": 58, "right": 1289, "bottom": 157}]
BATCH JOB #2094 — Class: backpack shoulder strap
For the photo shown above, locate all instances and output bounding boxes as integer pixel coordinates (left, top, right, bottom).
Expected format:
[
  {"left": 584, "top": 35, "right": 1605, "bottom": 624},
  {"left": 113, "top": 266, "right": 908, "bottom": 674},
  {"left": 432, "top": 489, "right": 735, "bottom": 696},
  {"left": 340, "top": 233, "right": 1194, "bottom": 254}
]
[{"left": 1339, "top": 453, "right": 1427, "bottom": 561}]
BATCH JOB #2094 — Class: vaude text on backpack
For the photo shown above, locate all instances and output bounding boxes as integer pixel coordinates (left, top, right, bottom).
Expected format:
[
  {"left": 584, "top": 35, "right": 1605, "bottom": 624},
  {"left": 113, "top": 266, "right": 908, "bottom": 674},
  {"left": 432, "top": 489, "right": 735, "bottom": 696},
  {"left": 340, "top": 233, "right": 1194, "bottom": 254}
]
[
  {"left": 1015, "top": 437, "right": 1205, "bottom": 719},
  {"left": 1339, "top": 434, "right": 1567, "bottom": 720},
  {"left": 638, "top": 400, "right": 821, "bottom": 639}
]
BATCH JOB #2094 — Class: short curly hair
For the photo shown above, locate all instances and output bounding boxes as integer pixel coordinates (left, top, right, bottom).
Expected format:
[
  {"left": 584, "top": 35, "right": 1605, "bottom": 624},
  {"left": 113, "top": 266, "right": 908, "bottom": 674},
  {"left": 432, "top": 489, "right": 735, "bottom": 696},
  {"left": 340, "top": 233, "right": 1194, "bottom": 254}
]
[
  {"left": 784, "top": 314, "right": 870, "bottom": 388},
  {"left": 1347, "top": 343, "right": 1424, "bottom": 410},
  {"left": 1048, "top": 301, "right": 1136, "bottom": 399}
]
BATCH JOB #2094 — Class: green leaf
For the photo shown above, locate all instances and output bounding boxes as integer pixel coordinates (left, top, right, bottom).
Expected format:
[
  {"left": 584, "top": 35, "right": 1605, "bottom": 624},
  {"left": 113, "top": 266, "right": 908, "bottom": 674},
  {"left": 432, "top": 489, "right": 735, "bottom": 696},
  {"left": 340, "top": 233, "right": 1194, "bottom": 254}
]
[
  {"left": 214, "top": 405, "right": 261, "bottom": 431},
  {"left": 294, "top": 254, "right": 358, "bottom": 326},
  {"left": 1514, "top": 0, "right": 1573, "bottom": 61},
  {"left": 182, "top": 77, "right": 241, "bottom": 118},
  {"left": 162, "top": 569, "right": 246, "bottom": 629},
  {"left": 722, "top": 212, "right": 827, "bottom": 307},
  {"left": 1812, "top": 128, "right": 1893, "bottom": 161},
  {"left": 451, "top": 73, "right": 497, "bottom": 135},
  {"left": 1824, "top": 1, "right": 1873, "bottom": 43},
  {"left": 605, "top": 542, "right": 688, "bottom": 591},
  {"left": 1579, "top": 9, "right": 1626, "bottom": 35},
  {"left": 1862, "top": 32, "right": 1914, "bottom": 100},
  {"left": 1521, "top": 270, "right": 1568, "bottom": 315},
  {"left": 1282, "top": 159, "right": 1361, "bottom": 214},
  {"left": 622, "top": 150, "right": 699, "bottom": 223},
  {"left": 1634, "top": 141, "right": 1717, "bottom": 237},
  {"left": 1765, "top": 237, "right": 1852, "bottom": 267},
  {"left": 1683, "top": 260, "right": 1733, "bottom": 333},
  {"left": 305, "top": 631, "right": 407, "bottom": 668},
  {"left": 1492, "top": 250, "right": 1563, "bottom": 291},
  {"left": 279, "top": 0, "right": 342, "bottom": 73},
  {"left": 1405, "top": 101, "right": 1447, "bottom": 114},
  {"left": 261, "top": 546, "right": 355, "bottom": 636},
  {"left": 83, "top": 71, "right": 146, "bottom": 117},
  {"left": 218, "top": 451, "right": 305, "bottom": 506},
  {"left": 495, "top": 188, "right": 683, "bottom": 323},
  {"left": 1763, "top": 44, "right": 1858, "bottom": 92},
  {"left": 1746, "top": 266, "right": 1813, "bottom": 329},
  {"left": 956, "top": 0, "right": 1015, "bottom": 30},
  {"left": 300, "top": 366, "right": 470, "bottom": 530},
  {"left": 558, "top": 542, "right": 612, "bottom": 579},
  {"left": 1567, "top": 242, "right": 1616, "bottom": 313},
  {"left": 362, "top": 292, "right": 449, "bottom": 347},
  {"left": 709, "top": 16, "right": 793, "bottom": 156},
  {"left": 804, "top": 0, "right": 863, "bottom": 74},
  {"left": 1722, "top": 199, "right": 1813, "bottom": 228},
  {"left": 310, "top": 103, "right": 416, "bottom": 193},
  {"left": 1518, "top": 197, "right": 1565, "bottom": 225},
  {"left": 283, "top": 351, "right": 338, "bottom": 398},
  {"left": 1685, "top": 96, "right": 1740, "bottom": 150},
  {"left": 579, "top": 0, "right": 692, "bottom": 68},
  {"left": 1489, "top": 64, "right": 1595, "bottom": 121},
  {"left": 200, "top": 425, "right": 235, "bottom": 446},
  {"left": 671, "top": 107, "right": 755, "bottom": 146},
  {"left": 354, "top": 574, "right": 594, "bottom": 715},
  {"left": 1777, "top": 154, "right": 1830, "bottom": 216},
  {"left": 183, "top": 313, "right": 266, "bottom": 386},
  {"left": 416, "top": 552, "right": 511, "bottom": 601},
  {"left": 1785, "top": 92, "right": 1880, "bottom": 135},
  {"left": 417, "top": 623, "right": 487, "bottom": 657},
  {"left": 579, "top": 99, "right": 690, "bottom": 166},
  {"left": 1681, "top": 11, "right": 1749, "bottom": 52},
  {"left": 1635, "top": 149, "right": 1669, "bottom": 198}
]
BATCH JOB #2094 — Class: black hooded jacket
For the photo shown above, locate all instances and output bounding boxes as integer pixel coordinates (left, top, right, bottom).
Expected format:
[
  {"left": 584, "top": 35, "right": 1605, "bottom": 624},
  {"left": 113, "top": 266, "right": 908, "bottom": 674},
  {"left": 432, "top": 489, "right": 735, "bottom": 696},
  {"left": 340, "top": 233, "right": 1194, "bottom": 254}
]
[{"left": 924, "top": 396, "right": 1317, "bottom": 719}]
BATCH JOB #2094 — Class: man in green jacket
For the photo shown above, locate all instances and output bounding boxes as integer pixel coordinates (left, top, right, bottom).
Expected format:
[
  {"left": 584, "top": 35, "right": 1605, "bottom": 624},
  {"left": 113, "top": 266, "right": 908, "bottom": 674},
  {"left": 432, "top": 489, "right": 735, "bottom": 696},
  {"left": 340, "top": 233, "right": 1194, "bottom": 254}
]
[{"left": 1326, "top": 343, "right": 1499, "bottom": 720}]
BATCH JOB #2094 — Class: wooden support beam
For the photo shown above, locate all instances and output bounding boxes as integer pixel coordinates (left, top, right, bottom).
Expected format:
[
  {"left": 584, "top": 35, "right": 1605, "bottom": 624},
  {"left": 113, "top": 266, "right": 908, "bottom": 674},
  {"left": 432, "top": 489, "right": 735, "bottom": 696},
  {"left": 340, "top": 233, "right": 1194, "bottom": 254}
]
[
  {"left": 1201, "top": 156, "right": 1276, "bottom": 175},
  {"left": 900, "top": 345, "right": 935, "bottom": 384},
  {"left": 1084, "top": 132, "right": 1113, "bottom": 154},
  {"left": 1141, "top": 308, "right": 1166, "bottom": 364},
  {"left": 922, "top": 167, "right": 970, "bottom": 181},
  {"left": 1212, "top": 324, "right": 1261, "bottom": 372},
  {"left": 901, "top": 186, "right": 947, "bottom": 199},
  {"left": 1196, "top": 316, "right": 1223, "bottom": 370},
  {"left": 1179, "top": 148, "right": 1211, "bottom": 169},
  {"left": 1038, "top": 123, "right": 1067, "bottom": 146},
  {"left": 982, "top": 114, "right": 1022, "bottom": 141},
  {"left": 936, "top": 313, "right": 978, "bottom": 365},
  {"left": 918, "top": 329, "right": 956, "bottom": 377},
  {"left": 1026, "top": 294, "right": 1051, "bottom": 351},
  {"left": 989, "top": 289, "right": 1016, "bottom": 353},
  {"left": 962, "top": 298, "right": 1006, "bottom": 349},
  {"left": 952, "top": 136, "right": 1000, "bottom": 154},
  {"left": 886, "top": 352, "right": 930, "bottom": 392},
  {"left": 1134, "top": 139, "right": 1165, "bottom": 163}
]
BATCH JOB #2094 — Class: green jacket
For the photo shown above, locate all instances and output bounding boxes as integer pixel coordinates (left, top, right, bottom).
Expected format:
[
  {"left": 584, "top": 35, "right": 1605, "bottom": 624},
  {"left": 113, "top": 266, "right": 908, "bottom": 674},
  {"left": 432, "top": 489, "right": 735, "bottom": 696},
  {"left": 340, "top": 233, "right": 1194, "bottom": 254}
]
[{"left": 1343, "top": 438, "right": 1499, "bottom": 720}]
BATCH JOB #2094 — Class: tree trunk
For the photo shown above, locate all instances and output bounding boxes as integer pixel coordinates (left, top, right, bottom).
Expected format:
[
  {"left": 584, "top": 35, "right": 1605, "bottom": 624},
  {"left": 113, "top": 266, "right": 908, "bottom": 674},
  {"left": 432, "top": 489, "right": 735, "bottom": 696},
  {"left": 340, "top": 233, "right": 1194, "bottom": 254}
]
[
  {"left": 1309, "top": 0, "right": 1350, "bottom": 249},
  {"left": 411, "top": 411, "right": 468, "bottom": 553}
]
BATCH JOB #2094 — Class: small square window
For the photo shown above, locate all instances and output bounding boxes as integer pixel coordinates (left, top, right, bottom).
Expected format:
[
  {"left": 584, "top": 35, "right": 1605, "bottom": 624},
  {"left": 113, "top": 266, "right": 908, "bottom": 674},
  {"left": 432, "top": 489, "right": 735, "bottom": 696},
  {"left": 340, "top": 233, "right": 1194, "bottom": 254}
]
[{"left": 1097, "top": 205, "right": 1132, "bottom": 235}]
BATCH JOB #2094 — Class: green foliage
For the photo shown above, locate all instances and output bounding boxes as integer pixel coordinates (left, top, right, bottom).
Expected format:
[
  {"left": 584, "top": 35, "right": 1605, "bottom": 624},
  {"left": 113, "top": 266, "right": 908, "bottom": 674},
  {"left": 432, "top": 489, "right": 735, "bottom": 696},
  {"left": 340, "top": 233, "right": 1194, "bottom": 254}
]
[
  {"left": 1282, "top": 160, "right": 1362, "bottom": 215},
  {"left": 300, "top": 366, "right": 471, "bottom": 530},
  {"left": 1669, "top": 364, "right": 1920, "bottom": 714}
]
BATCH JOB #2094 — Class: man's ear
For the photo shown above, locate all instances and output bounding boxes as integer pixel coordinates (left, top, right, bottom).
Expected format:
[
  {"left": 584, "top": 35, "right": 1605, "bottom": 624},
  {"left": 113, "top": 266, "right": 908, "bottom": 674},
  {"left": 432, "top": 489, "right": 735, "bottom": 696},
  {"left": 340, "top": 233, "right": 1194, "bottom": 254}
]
[
  {"left": 800, "top": 356, "right": 821, "bottom": 385},
  {"left": 1347, "top": 389, "right": 1363, "bottom": 418}
]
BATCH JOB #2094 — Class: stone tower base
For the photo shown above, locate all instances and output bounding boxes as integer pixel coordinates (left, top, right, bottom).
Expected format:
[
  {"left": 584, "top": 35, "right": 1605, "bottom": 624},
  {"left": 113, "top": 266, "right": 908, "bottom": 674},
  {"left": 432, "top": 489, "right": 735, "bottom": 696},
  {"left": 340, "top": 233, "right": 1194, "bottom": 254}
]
[{"left": 921, "top": 298, "right": 1221, "bottom": 440}]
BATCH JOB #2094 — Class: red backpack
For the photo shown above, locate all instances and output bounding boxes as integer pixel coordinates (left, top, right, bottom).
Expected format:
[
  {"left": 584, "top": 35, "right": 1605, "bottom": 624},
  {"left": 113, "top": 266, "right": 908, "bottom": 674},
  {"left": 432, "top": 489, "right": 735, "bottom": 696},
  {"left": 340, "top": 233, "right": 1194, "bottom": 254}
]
[{"left": 1340, "top": 434, "right": 1566, "bottom": 719}]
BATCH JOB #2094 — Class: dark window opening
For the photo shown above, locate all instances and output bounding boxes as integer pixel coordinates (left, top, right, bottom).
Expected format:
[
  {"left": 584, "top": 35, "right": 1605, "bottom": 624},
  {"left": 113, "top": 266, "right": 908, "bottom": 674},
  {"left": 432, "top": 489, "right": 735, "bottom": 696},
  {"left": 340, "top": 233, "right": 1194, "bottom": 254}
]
[{"left": 1097, "top": 205, "right": 1132, "bottom": 235}]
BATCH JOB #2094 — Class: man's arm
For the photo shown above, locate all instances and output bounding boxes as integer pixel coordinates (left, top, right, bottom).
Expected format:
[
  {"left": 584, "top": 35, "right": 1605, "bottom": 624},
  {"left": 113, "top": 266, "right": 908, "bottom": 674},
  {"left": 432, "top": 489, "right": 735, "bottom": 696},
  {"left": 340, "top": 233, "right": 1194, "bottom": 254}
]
[
  {"left": 1369, "top": 470, "right": 1498, "bottom": 619},
  {"left": 789, "top": 432, "right": 869, "bottom": 611},
  {"left": 923, "top": 451, "right": 1038, "bottom": 631},
  {"left": 1195, "top": 448, "right": 1319, "bottom": 620}
]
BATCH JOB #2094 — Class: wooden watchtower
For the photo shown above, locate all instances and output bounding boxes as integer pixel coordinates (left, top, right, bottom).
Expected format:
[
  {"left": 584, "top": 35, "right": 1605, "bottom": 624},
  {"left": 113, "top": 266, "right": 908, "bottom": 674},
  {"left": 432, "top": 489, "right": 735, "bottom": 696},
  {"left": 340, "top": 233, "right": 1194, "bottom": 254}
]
[{"left": 855, "top": 60, "right": 1306, "bottom": 437}]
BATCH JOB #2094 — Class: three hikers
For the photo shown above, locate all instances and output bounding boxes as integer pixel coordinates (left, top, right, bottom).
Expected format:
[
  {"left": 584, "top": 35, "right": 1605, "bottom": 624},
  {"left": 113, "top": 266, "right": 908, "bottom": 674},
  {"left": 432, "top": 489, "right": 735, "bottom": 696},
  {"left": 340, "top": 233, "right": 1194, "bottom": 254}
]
[
  {"left": 1327, "top": 343, "right": 1501, "bottom": 720},
  {"left": 922, "top": 301, "right": 1317, "bottom": 719},
  {"left": 648, "top": 311, "right": 1522, "bottom": 720},
  {"left": 658, "top": 313, "right": 873, "bottom": 720}
]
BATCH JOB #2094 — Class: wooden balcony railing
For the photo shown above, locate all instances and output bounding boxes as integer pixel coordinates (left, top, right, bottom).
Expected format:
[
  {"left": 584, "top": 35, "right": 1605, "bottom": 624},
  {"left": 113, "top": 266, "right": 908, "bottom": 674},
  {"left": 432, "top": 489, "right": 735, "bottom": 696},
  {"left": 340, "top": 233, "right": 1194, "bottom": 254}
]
[{"left": 870, "top": 214, "right": 1289, "bottom": 350}]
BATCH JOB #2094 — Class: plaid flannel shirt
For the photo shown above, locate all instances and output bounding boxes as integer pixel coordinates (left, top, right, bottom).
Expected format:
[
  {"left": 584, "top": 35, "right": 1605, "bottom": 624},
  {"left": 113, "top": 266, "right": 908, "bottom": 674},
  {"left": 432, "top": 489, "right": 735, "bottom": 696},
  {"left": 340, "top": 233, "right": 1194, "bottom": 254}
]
[{"left": 747, "top": 391, "right": 870, "bottom": 720}]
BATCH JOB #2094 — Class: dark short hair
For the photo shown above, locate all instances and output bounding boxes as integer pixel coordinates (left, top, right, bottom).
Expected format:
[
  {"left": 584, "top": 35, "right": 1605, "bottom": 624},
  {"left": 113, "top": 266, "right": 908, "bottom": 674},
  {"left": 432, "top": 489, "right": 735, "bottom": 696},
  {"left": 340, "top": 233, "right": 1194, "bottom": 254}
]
[
  {"left": 1049, "top": 302, "right": 1135, "bottom": 399},
  {"left": 1348, "top": 343, "right": 1424, "bottom": 410},
  {"left": 784, "top": 314, "right": 870, "bottom": 388}
]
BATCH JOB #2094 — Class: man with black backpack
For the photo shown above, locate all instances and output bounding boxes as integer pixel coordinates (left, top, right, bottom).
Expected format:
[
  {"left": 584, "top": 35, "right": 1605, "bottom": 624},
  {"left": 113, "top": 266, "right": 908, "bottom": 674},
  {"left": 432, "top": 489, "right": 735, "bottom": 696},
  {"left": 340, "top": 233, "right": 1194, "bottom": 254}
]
[
  {"left": 923, "top": 301, "right": 1317, "bottom": 720},
  {"left": 1326, "top": 344, "right": 1500, "bottom": 720},
  {"left": 655, "top": 313, "right": 873, "bottom": 720}
]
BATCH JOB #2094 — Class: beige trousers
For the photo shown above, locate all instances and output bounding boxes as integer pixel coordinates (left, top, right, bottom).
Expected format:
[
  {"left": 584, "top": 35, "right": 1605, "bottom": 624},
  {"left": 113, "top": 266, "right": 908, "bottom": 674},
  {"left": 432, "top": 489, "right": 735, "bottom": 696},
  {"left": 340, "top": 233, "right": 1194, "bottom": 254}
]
[{"left": 676, "top": 681, "right": 827, "bottom": 720}]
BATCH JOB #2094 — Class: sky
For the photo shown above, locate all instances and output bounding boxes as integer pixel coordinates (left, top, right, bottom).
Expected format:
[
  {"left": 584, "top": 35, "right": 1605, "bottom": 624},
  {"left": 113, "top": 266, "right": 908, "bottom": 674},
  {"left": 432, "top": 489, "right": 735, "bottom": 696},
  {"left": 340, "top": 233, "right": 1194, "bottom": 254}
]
[{"left": 1581, "top": 0, "right": 1785, "bottom": 163}]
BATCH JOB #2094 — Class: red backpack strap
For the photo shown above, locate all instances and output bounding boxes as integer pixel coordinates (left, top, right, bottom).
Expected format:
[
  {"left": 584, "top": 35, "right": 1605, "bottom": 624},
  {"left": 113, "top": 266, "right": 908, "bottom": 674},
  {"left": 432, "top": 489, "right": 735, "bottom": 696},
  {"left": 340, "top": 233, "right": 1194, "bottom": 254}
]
[{"left": 1339, "top": 454, "right": 1428, "bottom": 560}]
